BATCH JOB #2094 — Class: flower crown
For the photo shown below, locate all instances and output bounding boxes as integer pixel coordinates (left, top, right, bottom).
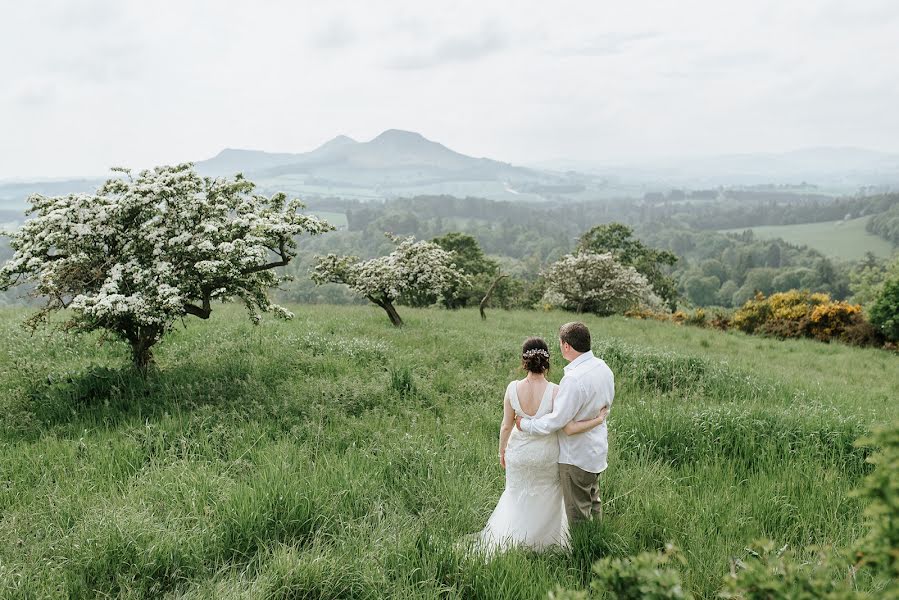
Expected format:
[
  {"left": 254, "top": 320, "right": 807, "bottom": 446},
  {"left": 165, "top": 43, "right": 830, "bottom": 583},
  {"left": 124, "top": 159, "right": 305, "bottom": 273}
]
[{"left": 522, "top": 348, "right": 550, "bottom": 359}]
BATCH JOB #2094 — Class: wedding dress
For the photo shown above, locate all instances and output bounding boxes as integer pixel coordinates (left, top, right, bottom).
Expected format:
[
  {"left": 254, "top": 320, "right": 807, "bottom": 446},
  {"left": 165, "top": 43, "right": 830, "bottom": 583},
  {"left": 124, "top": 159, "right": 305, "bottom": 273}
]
[{"left": 475, "top": 381, "right": 569, "bottom": 553}]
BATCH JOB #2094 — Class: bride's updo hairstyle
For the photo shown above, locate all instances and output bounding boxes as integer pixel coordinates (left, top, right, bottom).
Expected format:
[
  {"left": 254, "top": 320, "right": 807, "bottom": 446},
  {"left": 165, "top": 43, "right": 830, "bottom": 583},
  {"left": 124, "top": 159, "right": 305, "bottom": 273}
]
[{"left": 521, "top": 337, "right": 551, "bottom": 374}]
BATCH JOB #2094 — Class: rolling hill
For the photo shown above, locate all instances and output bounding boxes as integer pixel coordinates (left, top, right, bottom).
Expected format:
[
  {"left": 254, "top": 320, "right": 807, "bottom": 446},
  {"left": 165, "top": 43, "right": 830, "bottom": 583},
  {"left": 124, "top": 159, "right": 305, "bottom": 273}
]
[{"left": 195, "top": 129, "right": 554, "bottom": 198}]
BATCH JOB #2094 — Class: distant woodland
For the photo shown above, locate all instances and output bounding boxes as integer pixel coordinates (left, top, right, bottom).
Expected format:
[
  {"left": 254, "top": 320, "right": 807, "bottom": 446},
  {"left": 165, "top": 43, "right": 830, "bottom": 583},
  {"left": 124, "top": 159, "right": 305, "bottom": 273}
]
[{"left": 2, "top": 189, "right": 898, "bottom": 310}]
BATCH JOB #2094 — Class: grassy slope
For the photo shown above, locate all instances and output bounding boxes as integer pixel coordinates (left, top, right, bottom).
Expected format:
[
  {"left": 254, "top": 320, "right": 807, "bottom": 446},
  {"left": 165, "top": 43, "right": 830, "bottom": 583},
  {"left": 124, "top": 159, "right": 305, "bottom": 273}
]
[
  {"left": 0, "top": 305, "right": 896, "bottom": 599},
  {"left": 721, "top": 216, "right": 897, "bottom": 260}
]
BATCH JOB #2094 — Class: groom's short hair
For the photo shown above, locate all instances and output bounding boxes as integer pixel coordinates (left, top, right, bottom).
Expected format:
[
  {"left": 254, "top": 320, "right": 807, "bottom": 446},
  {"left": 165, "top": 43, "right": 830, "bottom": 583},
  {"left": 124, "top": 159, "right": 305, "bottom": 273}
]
[{"left": 559, "top": 322, "right": 591, "bottom": 353}]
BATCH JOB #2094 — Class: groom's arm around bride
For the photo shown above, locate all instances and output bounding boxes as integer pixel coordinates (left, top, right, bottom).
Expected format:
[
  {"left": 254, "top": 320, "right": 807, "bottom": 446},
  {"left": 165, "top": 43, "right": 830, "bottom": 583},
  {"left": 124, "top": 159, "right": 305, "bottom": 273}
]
[{"left": 516, "top": 322, "right": 615, "bottom": 523}]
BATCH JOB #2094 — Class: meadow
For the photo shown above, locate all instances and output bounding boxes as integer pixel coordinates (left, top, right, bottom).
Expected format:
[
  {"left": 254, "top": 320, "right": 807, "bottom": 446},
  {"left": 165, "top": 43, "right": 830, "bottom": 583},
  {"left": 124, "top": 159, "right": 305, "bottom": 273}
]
[
  {"left": 721, "top": 216, "right": 896, "bottom": 260},
  {"left": 0, "top": 305, "right": 896, "bottom": 598}
]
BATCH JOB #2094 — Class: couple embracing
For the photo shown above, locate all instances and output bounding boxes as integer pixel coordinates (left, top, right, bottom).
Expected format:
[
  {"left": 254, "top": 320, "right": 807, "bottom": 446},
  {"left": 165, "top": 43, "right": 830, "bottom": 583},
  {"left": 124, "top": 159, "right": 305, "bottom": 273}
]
[{"left": 476, "top": 321, "right": 614, "bottom": 553}]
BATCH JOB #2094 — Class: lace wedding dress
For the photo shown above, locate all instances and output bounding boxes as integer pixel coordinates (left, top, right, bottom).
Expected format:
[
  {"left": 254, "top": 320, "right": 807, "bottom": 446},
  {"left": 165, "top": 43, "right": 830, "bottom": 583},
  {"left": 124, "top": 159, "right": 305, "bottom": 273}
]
[{"left": 475, "top": 381, "right": 569, "bottom": 553}]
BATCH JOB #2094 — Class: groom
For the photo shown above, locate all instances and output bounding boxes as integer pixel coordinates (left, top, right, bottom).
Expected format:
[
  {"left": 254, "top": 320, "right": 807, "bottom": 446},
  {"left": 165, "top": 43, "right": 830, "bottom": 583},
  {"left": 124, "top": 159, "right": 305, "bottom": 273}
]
[{"left": 516, "top": 321, "right": 614, "bottom": 523}]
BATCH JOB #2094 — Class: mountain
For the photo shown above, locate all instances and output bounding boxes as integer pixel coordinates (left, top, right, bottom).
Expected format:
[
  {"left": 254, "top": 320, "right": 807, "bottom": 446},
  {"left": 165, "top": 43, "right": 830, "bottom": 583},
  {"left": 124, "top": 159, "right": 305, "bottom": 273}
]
[
  {"left": 195, "top": 148, "right": 304, "bottom": 177},
  {"left": 534, "top": 147, "right": 899, "bottom": 188},
  {"left": 193, "top": 130, "right": 549, "bottom": 199},
  {"left": 4, "top": 136, "right": 898, "bottom": 212},
  {"left": 0, "top": 178, "right": 104, "bottom": 209}
]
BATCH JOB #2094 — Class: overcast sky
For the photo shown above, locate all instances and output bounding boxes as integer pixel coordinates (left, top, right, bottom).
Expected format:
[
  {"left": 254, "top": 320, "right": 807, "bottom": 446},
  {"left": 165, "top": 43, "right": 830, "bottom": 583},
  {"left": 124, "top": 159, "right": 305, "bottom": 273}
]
[{"left": 2, "top": 0, "right": 899, "bottom": 178}]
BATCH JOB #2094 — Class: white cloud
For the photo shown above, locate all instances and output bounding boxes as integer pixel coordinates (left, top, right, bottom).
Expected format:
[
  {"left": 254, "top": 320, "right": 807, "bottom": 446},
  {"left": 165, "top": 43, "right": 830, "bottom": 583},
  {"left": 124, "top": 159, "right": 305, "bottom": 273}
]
[{"left": 1, "top": 0, "right": 898, "bottom": 177}]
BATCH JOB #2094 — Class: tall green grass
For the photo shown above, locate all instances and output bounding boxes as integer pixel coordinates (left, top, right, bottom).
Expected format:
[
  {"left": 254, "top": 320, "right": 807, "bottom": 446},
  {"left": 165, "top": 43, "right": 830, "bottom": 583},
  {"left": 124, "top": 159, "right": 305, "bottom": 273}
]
[{"left": 0, "top": 305, "right": 894, "bottom": 598}]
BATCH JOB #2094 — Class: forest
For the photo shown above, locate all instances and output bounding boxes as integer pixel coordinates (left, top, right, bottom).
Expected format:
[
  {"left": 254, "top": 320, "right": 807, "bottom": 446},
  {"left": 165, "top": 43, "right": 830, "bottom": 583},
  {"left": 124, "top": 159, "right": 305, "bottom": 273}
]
[{"left": 2, "top": 189, "right": 898, "bottom": 312}]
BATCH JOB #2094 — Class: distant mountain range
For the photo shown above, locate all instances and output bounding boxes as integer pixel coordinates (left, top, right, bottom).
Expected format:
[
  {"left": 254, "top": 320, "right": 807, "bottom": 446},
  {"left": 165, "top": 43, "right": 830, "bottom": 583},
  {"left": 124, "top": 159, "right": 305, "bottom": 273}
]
[
  {"left": 534, "top": 147, "right": 899, "bottom": 188},
  {"left": 195, "top": 129, "right": 540, "bottom": 186},
  {"left": 2, "top": 132, "right": 898, "bottom": 212}
]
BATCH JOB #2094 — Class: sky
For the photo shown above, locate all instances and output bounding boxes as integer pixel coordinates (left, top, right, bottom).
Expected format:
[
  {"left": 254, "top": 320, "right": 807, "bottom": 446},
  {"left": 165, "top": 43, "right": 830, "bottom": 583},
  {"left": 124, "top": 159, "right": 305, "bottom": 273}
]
[{"left": 2, "top": 0, "right": 899, "bottom": 178}]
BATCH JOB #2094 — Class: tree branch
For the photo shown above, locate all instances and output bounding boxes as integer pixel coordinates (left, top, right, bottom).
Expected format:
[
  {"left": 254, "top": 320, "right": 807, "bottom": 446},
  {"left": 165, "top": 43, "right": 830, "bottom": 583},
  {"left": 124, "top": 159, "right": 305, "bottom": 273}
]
[
  {"left": 480, "top": 274, "right": 508, "bottom": 320},
  {"left": 242, "top": 237, "right": 290, "bottom": 275},
  {"left": 183, "top": 287, "right": 212, "bottom": 319}
]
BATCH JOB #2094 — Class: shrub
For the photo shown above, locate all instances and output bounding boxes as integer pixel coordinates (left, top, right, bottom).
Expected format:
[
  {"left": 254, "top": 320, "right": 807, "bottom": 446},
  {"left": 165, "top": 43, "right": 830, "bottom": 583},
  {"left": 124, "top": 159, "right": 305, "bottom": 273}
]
[
  {"left": 733, "top": 291, "right": 869, "bottom": 345},
  {"left": 854, "top": 421, "right": 899, "bottom": 595},
  {"left": 869, "top": 277, "right": 899, "bottom": 341},
  {"left": 839, "top": 316, "right": 885, "bottom": 348},
  {"left": 683, "top": 308, "right": 707, "bottom": 327},
  {"left": 719, "top": 542, "right": 865, "bottom": 599},
  {"left": 732, "top": 292, "right": 771, "bottom": 334},
  {"left": 580, "top": 545, "right": 693, "bottom": 600},
  {"left": 808, "top": 301, "right": 862, "bottom": 342},
  {"left": 709, "top": 309, "right": 731, "bottom": 330}
]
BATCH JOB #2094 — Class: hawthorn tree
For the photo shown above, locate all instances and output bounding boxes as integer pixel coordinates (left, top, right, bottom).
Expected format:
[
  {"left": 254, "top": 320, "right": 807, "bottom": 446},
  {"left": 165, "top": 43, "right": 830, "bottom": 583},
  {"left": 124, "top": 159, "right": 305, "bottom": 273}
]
[
  {"left": 310, "top": 234, "right": 470, "bottom": 327},
  {"left": 577, "top": 223, "right": 679, "bottom": 310},
  {"left": 541, "top": 252, "right": 656, "bottom": 315},
  {"left": 0, "top": 164, "right": 333, "bottom": 371}
]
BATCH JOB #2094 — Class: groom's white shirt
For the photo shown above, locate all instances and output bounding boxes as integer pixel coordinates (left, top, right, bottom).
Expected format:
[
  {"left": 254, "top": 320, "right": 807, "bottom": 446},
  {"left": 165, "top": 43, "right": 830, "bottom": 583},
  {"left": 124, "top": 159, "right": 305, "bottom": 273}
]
[{"left": 519, "top": 350, "right": 614, "bottom": 473}]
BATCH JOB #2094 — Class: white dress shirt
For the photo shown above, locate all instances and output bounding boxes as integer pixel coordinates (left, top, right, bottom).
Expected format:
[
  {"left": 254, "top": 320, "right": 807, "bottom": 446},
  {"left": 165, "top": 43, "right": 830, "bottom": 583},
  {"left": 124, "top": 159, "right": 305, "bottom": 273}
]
[{"left": 519, "top": 350, "right": 615, "bottom": 473}]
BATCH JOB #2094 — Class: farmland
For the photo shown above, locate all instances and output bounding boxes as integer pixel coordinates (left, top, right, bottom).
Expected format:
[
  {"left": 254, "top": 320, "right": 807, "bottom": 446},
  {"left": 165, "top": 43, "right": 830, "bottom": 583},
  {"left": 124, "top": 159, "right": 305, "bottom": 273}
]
[{"left": 721, "top": 217, "right": 896, "bottom": 260}]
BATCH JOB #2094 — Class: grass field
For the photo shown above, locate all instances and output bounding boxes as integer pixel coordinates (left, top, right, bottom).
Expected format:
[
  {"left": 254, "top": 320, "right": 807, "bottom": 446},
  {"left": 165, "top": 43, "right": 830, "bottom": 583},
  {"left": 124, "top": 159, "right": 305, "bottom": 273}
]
[
  {"left": 0, "top": 305, "right": 896, "bottom": 598},
  {"left": 308, "top": 211, "right": 349, "bottom": 230},
  {"left": 721, "top": 216, "right": 897, "bottom": 260}
]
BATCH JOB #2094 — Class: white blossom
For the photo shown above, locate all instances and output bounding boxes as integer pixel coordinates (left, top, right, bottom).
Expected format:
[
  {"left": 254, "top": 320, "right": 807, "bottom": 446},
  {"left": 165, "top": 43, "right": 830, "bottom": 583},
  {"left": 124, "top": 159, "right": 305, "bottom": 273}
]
[
  {"left": 0, "top": 163, "right": 333, "bottom": 368},
  {"left": 311, "top": 234, "right": 470, "bottom": 326},
  {"left": 541, "top": 252, "right": 655, "bottom": 315}
]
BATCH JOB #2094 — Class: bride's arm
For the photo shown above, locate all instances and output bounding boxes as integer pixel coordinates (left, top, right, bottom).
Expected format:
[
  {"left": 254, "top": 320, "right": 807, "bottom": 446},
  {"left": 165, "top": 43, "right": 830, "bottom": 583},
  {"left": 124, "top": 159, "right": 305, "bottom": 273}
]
[
  {"left": 562, "top": 405, "right": 609, "bottom": 435},
  {"left": 498, "top": 390, "right": 515, "bottom": 468}
]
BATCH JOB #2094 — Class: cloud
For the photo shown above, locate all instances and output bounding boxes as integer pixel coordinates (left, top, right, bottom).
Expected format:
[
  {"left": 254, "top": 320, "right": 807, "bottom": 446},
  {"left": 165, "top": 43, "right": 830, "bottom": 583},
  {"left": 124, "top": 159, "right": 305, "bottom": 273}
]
[
  {"left": 310, "top": 19, "right": 358, "bottom": 50},
  {"left": 556, "top": 31, "right": 661, "bottom": 57},
  {"left": 8, "top": 79, "right": 58, "bottom": 108},
  {"left": 46, "top": 40, "right": 145, "bottom": 85},
  {"left": 386, "top": 25, "right": 506, "bottom": 69}
]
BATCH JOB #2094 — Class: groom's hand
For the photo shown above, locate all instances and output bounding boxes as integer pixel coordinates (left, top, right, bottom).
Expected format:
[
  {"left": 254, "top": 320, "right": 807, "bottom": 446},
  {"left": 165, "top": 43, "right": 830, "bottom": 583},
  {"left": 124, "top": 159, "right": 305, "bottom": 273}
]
[{"left": 515, "top": 416, "right": 523, "bottom": 431}]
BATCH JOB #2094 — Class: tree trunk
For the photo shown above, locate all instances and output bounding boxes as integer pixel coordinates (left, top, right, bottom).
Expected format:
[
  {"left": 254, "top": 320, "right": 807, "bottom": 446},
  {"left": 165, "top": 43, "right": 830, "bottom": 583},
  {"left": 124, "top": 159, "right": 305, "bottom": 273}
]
[
  {"left": 125, "top": 326, "right": 160, "bottom": 375},
  {"left": 480, "top": 274, "right": 508, "bottom": 320},
  {"left": 382, "top": 301, "right": 404, "bottom": 327},
  {"left": 131, "top": 341, "right": 154, "bottom": 374},
  {"left": 369, "top": 296, "right": 404, "bottom": 327}
]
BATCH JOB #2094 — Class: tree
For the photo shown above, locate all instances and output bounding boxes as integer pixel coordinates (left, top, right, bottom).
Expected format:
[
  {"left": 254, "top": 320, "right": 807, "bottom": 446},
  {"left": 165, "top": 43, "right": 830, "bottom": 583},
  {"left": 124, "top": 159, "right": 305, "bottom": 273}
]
[
  {"left": 480, "top": 274, "right": 508, "bottom": 320},
  {"left": 850, "top": 256, "right": 899, "bottom": 309},
  {"left": 577, "top": 223, "right": 678, "bottom": 310},
  {"left": 683, "top": 274, "right": 720, "bottom": 306},
  {"left": 430, "top": 232, "right": 500, "bottom": 309},
  {"left": 869, "top": 275, "right": 899, "bottom": 341},
  {"left": 541, "top": 252, "right": 655, "bottom": 315},
  {"left": 310, "top": 234, "right": 469, "bottom": 327},
  {"left": 0, "top": 164, "right": 333, "bottom": 371}
]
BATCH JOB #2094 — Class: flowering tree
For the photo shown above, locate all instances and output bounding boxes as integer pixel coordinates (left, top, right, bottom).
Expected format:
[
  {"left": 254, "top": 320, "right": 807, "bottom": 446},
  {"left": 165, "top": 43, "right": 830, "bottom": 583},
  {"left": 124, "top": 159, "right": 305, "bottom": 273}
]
[
  {"left": 311, "top": 234, "right": 470, "bottom": 326},
  {"left": 0, "top": 164, "right": 333, "bottom": 371},
  {"left": 541, "top": 252, "right": 656, "bottom": 315}
]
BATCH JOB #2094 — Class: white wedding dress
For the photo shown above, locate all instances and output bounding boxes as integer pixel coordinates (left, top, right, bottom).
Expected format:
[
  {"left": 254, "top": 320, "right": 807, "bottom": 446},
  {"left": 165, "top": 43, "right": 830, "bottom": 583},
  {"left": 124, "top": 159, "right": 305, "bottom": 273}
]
[{"left": 475, "top": 381, "right": 569, "bottom": 553}]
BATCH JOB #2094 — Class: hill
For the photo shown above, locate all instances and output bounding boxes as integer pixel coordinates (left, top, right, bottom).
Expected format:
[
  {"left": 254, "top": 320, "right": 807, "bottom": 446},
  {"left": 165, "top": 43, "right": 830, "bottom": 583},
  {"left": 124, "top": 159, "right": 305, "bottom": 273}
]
[
  {"left": 721, "top": 216, "right": 897, "bottom": 260},
  {"left": 540, "top": 146, "right": 899, "bottom": 190},
  {"left": 1, "top": 304, "right": 893, "bottom": 598},
  {"left": 193, "top": 129, "right": 556, "bottom": 201}
]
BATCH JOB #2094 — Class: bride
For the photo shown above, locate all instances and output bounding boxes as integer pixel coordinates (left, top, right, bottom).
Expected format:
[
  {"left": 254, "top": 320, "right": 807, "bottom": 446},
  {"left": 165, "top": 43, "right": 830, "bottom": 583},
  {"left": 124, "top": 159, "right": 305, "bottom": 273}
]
[{"left": 475, "top": 337, "right": 607, "bottom": 553}]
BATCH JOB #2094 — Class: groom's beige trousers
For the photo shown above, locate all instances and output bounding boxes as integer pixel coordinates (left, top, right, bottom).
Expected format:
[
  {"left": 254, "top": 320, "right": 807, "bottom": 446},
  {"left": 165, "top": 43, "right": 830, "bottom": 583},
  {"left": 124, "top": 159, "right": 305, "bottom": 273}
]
[{"left": 559, "top": 463, "right": 601, "bottom": 523}]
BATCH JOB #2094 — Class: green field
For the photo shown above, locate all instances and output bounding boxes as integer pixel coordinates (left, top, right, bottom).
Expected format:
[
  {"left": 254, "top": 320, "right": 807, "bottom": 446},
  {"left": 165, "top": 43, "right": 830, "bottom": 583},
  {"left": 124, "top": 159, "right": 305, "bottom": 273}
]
[
  {"left": 0, "top": 305, "right": 896, "bottom": 598},
  {"left": 309, "top": 211, "right": 349, "bottom": 230},
  {"left": 721, "top": 217, "right": 897, "bottom": 260}
]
